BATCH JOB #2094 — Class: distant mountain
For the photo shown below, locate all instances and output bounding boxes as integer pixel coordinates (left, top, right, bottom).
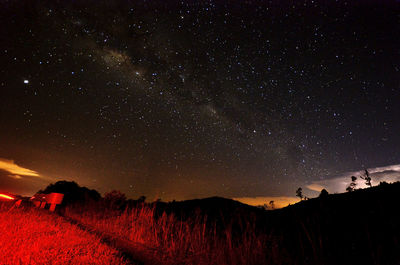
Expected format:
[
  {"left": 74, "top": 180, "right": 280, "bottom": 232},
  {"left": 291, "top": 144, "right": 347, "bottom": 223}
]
[
  {"left": 160, "top": 196, "right": 262, "bottom": 215},
  {"left": 153, "top": 196, "right": 266, "bottom": 230}
]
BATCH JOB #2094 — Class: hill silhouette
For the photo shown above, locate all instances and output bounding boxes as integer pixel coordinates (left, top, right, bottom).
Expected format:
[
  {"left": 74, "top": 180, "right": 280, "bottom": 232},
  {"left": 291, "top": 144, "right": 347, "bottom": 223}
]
[
  {"left": 156, "top": 196, "right": 264, "bottom": 219},
  {"left": 150, "top": 182, "right": 400, "bottom": 264},
  {"left": 263, "top": 182, "right": 400, "bottom": 265}
]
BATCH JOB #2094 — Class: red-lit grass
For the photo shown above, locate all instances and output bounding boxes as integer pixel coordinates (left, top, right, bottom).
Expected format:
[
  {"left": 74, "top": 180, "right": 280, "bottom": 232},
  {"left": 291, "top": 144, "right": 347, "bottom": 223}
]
[
  {"left": 65, "top": 204, "right": 277, "bottom": 265},
  {"left": 0, "top": 204, "right": 129, "bottom": 265}
]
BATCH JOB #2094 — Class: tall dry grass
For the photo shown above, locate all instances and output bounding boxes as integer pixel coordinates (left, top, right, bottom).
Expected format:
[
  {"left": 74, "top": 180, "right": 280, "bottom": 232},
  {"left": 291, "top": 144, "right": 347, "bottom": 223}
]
[{"left": 65, "top": 203, "right": 276, "bottom": 265}]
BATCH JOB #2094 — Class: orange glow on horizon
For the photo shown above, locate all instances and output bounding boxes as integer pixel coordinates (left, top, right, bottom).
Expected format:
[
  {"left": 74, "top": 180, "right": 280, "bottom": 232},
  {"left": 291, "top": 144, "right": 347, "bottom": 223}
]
[
  {"left": 0, "top": 194, "right": 14, "bottom": 200},
  {"left": 233, "top": 196, "right": 300, "bottom": 209}
]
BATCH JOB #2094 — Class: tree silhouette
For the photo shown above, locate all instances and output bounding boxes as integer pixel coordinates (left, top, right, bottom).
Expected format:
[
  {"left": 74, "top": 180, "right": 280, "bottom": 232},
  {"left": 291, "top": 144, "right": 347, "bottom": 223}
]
[
  {"left": 379, "top": 181, "right": 389, "bottom": 186},
  {"left": 269, "top": 200, "right": 275, "bottom": 209},
  {"left": 104, "top": 190, "right": 127, "bottom": 210},
  {"left": 296, "top": 187, "right": 304, "bottom": 200},
  {"left": 137, "top": 195, "right": 146, "bottom": 203},
  {"left": 346, "top": 176, "right": 357, "bottom": 192},
  {"left": 319, "top": 189, "right": 329, "bottom": 198},
  {"left": 360, "top": 169, "right": 372, "bottom": 188}
]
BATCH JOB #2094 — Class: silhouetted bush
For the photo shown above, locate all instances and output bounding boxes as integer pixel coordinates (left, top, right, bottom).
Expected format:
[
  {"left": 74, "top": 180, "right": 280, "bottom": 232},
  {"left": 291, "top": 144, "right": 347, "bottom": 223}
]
[
  {"left": 104, "top": 190, "right": 127, "bottom": 210},
  {"left": 319, "top": 189, "right": 329, "bottom": 198},
  {"left": 346, "top": 176, "right": 357, "bottom": 192},
  {"left": 379, "top": 181, "right": 389, "bottom": 186},
  {"left": 38, "top": 181, "right": 101, "bottom": 208}
]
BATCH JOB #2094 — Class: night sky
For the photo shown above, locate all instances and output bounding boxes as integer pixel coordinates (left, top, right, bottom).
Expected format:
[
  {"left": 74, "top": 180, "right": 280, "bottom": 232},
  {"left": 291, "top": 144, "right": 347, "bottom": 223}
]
[{"left": 1, "top": 0, "right": 399, "bottom": 206}]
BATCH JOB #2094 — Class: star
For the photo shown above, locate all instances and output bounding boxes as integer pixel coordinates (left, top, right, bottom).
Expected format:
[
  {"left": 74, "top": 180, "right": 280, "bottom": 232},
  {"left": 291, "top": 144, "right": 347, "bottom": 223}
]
[{"left": 0, "top": 0, "right": 398, "bottom": 202}]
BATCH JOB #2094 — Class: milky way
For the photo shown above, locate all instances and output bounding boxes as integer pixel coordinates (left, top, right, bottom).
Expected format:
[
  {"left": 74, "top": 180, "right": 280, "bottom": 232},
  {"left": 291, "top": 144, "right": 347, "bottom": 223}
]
[{"left": 0, "top": 0, "right": 399, "bottom": 202}]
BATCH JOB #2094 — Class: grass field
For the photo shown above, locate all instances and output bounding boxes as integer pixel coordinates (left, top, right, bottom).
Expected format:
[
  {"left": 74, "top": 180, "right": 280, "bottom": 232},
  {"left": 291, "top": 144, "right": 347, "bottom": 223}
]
[
  {"left": 0, "top": 202, "right": 276, "bottom": 265},
  {"left": 0, "top": 203, "right": 129, "bottom": 265},
  {"left": 64, "top": 203, "right": 276, "bottom": 265}
]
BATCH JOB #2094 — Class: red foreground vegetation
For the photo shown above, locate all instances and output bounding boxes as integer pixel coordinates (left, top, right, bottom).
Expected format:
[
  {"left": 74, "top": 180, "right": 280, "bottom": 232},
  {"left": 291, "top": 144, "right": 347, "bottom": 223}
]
[
  {"left": 0, "top": 204, "right": 129, "bottom": 265},
  {"left": 0, "top": 201, "right": 276, "bottom": 265},
  {"left": 64, "top": 204, "right": 275, "bottom": 265}
]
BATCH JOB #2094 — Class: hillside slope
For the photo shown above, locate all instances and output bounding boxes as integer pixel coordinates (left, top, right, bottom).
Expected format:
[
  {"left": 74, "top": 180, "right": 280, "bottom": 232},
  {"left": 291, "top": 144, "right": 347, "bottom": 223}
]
[{"left": 265, "top": 182, "right": 400, "bottom": 265}]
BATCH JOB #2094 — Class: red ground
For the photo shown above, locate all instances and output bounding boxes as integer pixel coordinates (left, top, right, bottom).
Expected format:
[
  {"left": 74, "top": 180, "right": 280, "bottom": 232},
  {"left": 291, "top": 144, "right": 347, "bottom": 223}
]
[
  {"left": 0, "top": 204, "right": 129, "bottom": 265},
  {"left": 0, "top": 202, "right": 273, "bottom": 265}
]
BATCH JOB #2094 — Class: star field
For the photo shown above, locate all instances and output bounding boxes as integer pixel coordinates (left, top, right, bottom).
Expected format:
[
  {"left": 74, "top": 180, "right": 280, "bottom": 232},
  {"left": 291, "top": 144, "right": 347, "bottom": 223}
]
[{"left": 0, "top": 0, "right": 399, "bottom": 201}]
